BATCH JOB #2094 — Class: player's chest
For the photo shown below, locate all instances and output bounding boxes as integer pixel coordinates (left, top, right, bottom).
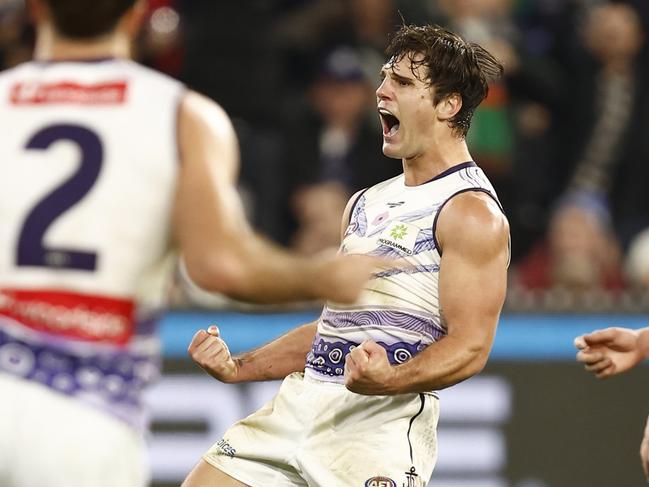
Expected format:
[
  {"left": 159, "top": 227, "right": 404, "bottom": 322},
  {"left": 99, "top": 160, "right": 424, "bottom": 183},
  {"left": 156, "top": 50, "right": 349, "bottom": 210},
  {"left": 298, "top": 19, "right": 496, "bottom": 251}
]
[{"left": 343, "top": 197, "right": 439, "bottom": 257}]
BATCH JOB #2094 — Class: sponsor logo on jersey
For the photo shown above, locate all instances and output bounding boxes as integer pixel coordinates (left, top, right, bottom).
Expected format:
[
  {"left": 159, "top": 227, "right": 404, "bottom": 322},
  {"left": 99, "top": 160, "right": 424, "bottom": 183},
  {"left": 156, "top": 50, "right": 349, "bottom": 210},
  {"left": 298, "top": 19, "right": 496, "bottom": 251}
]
[
  {"left": 365, "top": 477, "right": 396, "bottom": 487},
  {"left": 377, "top": 221, "right": 420, "bottom": 255},
  {"left": 387, "top": 201, "right": 405, "bottom": 208},
  {"left": 10, "top": 81, "right": 128, "bottom": 105},
  {"left": 0, "top": 288, "right": 134, "bottom": 344}
]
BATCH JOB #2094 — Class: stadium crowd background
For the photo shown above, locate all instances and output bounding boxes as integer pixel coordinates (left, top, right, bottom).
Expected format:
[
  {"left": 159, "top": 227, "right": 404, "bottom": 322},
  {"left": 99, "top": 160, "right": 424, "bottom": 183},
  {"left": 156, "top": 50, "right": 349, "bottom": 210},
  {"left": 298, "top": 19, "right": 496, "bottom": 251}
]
[
  {"left": 3, "top": 2, "right": 649, "bottom": 486},
  {"left": 2, "top": 0, "right": 649, "bottom": 314}
]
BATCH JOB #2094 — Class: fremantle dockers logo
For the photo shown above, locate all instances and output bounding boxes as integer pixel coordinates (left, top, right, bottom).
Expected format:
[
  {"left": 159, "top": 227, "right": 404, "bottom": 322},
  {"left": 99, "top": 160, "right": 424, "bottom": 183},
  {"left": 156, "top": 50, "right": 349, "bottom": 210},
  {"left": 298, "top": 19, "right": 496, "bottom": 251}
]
[{"left": 365, "top": 477, "right": 396, "bottom": 487}]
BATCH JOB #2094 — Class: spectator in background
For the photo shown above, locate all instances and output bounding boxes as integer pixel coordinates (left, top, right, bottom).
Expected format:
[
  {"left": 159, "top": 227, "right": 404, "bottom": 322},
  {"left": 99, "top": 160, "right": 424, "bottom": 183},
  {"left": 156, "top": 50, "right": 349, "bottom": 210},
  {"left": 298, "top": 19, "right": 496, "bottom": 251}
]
[
  {"left": 514, "top": 193, "right": 624, "bottom": 293},
  {"left": 556, "top": 3, "right": 649, "bottom": 248},
  {"left": 136, "top": 0, "right": 184, "bottom": 77},
  {"left": 272, "top": 0, "right": 397, "bottom": 90},
  {"left": 515, "top": 1, "right": 648, "bottom": 294},
  {"left": 283, "top": 46, "right": 401, "bottom": 254}
]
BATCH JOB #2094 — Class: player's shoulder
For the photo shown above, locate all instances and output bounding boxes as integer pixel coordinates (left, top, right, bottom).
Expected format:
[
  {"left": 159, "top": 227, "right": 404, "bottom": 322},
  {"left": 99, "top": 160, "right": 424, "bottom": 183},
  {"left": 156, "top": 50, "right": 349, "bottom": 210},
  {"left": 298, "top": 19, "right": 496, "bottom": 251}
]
[
  {"left": 437, "top": 191, "right": 509, "bottom": 253},
  {"left": 445, "top": 190, "right": 504, "bottom": 221},
  {"left": 178, "top": 90, "right": 234, "bottom": 139}
]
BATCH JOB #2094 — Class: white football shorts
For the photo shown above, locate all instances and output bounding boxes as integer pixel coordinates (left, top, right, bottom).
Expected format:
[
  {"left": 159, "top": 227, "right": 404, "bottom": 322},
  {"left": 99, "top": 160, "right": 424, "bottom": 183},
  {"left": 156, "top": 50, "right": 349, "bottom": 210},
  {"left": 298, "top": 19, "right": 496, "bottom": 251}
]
[{"left": 203, "top": 372, "right": 439, "bottom": 486}]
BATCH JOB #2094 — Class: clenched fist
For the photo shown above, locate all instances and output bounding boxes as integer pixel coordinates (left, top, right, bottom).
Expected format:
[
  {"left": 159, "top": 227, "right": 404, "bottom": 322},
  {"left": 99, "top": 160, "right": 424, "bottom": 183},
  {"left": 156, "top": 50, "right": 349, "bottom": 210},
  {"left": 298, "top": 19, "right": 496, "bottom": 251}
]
[
  {"left": 344, "top": 340, "right": 397, "bottom": 395},
  {"left": 188, "top": 325, "right": 239, "bottom": 383}
]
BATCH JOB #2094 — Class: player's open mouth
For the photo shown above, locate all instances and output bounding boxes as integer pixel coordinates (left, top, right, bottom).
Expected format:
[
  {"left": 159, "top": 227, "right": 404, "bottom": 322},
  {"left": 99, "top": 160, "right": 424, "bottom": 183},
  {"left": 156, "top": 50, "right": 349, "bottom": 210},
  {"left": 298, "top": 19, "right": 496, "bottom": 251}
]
[{"left": 379, "top": 108, "right": 400, "bottom": 137}]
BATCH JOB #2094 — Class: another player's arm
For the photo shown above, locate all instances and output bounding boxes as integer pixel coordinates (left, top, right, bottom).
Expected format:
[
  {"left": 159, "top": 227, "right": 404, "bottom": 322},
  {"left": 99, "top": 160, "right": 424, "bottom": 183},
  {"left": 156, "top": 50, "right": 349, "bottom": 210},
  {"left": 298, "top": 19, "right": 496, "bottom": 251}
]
[
  {"left": 188, "top": 191, "right": 367, "bottom": 383},
  {"left": 575, "top": 326, "right": 649, "bottom": 378},
  {"left": 345, "top": 192, "right": 509, "bottom": 394},
  {"left": 173, "top": 92, "right": 373, "bottom": 304}
]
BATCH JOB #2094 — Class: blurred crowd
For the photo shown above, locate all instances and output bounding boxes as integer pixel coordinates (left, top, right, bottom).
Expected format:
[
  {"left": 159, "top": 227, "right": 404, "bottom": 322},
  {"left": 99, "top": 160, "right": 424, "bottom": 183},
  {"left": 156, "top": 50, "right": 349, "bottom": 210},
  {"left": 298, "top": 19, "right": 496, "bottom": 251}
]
[{"left": 3, "top": 0, "right": 649, "bottom": 311}]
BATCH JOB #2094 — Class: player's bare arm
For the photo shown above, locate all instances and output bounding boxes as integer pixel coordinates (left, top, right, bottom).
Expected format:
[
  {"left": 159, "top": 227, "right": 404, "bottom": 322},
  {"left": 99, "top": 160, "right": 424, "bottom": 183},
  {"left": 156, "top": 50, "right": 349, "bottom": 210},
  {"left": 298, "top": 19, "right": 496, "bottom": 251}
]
[
  {"left": 575, "top": 326, "right": 649, "bottom": 378},
  {"left": 187, "top": 190, "right": 368, "bottom": 384},
  {"left": 345, "top": 192, "right": 509, "bottom": 395},
  {"left": 188, "top": 322, "right": 318, "bottom": 383},
  {"left": 173, "top": 91, "right": 377, "bottom": 304}
]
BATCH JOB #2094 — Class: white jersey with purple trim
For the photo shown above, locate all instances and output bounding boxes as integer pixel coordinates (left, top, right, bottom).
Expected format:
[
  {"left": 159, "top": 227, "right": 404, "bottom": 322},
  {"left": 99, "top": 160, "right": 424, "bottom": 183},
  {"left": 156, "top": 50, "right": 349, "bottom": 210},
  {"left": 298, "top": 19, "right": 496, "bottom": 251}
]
[
  {"left": 305, "top": 161, "right": 503, "bottom": 389},
  {"left": 0, "top": 59, "right": 184, "bottom": 430}
]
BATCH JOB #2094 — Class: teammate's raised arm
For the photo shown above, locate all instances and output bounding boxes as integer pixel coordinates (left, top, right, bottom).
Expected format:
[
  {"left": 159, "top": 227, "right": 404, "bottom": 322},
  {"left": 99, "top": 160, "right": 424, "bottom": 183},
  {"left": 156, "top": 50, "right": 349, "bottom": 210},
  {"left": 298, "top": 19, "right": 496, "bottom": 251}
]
[{"left": 174, "top": 91, "right": 379, "bottom": 304}]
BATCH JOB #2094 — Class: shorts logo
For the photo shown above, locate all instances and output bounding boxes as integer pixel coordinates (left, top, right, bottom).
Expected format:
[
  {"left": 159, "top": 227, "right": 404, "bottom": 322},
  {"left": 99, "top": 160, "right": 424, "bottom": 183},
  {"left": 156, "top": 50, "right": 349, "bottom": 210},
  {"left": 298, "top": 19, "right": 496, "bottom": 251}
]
[
  {"left": 365, "top": 477, "right": 396, "bottom": 487},
  {"left": 216, "top": 438, "right": 236, "bottom": 458}
]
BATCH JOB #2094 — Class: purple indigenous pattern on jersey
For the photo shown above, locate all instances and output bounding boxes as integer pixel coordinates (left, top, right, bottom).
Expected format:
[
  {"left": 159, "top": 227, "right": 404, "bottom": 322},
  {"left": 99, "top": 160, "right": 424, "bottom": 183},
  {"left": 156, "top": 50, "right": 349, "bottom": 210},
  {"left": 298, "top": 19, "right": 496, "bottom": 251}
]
[
  {"left": 349, "top": 195, "right": 368, "bottom": 237},
  {"left": 321, "top": 307, "right": 445, "bottom": 341},
  {"left": 0, "top": 324, "right": 159, "bottom": 430},
  {"left": 373, "top": 263, "right": 440, "bottom": 279},
  {"left": 306, "top": 334, "right": 426, "bottom": 377}
]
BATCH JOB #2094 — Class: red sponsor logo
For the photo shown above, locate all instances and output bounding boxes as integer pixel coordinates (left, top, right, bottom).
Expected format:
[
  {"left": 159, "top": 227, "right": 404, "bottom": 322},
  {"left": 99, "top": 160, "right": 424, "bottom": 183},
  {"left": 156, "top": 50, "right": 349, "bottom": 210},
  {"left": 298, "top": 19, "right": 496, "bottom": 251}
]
[
  {"left": 10, "top": 81, "right": 127, "bottom": 105},
  {"left": 0, "top": 288, "right": 134, "bottom": 345},
  {"left": 365, "top": 477, "right": 397, "bottom": 487}
]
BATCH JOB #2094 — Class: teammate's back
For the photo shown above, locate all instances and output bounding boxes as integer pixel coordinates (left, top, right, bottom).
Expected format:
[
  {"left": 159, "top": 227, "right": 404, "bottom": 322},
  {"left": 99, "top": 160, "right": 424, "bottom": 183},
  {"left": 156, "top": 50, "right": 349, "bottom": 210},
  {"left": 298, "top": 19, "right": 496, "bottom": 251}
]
[
  {"left": 0, "top": 1, "right": 380, "bottom": 486},
  {"left": 0, "top": 58, "right": 183, "bottom": 344}
]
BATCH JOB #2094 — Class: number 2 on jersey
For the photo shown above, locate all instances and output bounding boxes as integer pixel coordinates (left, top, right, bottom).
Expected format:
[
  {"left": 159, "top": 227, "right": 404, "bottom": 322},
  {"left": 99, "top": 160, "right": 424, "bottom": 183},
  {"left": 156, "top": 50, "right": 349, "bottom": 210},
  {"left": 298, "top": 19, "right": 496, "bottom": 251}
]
[{"left": 16, "top": 124, "right": 103, "bottom": 271}]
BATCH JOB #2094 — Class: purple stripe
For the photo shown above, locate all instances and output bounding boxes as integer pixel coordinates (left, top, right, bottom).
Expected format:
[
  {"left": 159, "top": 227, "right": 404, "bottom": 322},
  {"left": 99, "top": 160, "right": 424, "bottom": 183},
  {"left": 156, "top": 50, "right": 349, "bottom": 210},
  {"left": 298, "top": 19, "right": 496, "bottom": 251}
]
[
  {"left": 0, "top": 326, "right": 158, "bottom": 430},
  {"left": 306, "top": 335, "right": 427, "bottom": 377},
  {"left": 373, "top": 264, "right": 439, "bottom": 279},
  {"left": 134, "top": 316, "right": 160, "bottom": 336},
  {"left": 321, "top": 308, "right": 445, "bottom": 340}
]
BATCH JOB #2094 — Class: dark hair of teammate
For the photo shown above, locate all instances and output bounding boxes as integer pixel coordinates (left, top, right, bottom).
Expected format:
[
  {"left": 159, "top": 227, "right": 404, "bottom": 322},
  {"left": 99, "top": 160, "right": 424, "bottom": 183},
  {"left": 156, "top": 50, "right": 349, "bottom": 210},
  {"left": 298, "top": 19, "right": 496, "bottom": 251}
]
[{"left": 43, "top": 0, "right": 137, "bottom": 39}]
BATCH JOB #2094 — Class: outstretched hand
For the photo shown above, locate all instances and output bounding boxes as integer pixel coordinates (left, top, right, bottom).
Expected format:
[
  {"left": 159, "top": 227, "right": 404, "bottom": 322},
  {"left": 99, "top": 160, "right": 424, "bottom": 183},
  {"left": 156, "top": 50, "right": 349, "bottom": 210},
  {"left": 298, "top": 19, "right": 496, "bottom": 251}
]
[
  {"left": 574, "top": 327, "right": 643, "bottom": 379},
  {"left": 344, "top": 340, "right": 397, "bottom": 395},
  {"left": 188, "top": 325, "right": 239, "bottom": 383}
]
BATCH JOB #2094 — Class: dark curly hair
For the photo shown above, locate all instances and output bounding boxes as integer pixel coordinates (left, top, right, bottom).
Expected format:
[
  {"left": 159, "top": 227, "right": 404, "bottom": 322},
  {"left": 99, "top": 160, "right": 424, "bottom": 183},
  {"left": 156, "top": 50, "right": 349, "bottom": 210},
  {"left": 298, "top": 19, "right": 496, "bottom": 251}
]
[
  {"left": 44, "top": 0, "right": 137, "bottom": 39},
  {"left": 385, "top": 24, "right": 504, "bottom": 137}
]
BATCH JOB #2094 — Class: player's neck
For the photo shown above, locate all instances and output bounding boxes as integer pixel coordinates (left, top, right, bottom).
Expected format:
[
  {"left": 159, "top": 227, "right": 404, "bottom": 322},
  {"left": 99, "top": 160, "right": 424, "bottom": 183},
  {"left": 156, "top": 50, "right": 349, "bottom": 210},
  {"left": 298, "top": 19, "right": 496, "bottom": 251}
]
[
  {"left": 34, "top": 24, "right": 131, "bottom": 62},
  {"left": 401, "top": 137, "right": 472, "bottom": 186}
]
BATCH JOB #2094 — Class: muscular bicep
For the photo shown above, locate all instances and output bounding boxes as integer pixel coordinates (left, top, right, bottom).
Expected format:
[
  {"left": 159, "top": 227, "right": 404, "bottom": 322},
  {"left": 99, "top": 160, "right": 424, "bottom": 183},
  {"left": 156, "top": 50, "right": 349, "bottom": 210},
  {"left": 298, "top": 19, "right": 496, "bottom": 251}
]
[
  {"left": 437, "top": 192, "right": 509, "bottom": 352},
  {"left": 172, "top": 91, "right": 251, "bottom": 286}
]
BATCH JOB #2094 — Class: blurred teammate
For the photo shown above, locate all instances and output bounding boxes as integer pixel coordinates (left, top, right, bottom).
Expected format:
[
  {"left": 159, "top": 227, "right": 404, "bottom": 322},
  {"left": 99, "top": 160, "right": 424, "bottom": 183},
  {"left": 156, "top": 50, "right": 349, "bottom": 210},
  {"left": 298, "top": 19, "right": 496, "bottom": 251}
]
[
  {"left": 575, "top": 327, "right": 649, "bottom": 480},
  {"left": 0, "top": 1, "right": 379, "bottom": 486},
  {"left": 184, "top": 24, "right": 509, "bottom": 487}
]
